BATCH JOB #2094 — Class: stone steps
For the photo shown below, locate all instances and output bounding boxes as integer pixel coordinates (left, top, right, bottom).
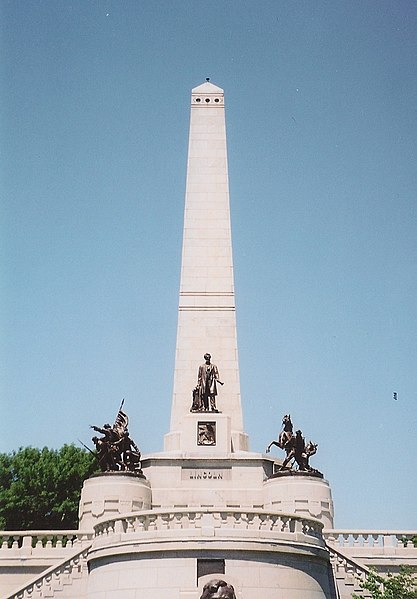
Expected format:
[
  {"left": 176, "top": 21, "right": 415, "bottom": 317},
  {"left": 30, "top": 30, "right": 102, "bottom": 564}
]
[
  {"left": 4, "top": 545, "right": 90, "bottom": 599},
  {"left": 327, "top": 543, "right": 371, "bottom": 598}
]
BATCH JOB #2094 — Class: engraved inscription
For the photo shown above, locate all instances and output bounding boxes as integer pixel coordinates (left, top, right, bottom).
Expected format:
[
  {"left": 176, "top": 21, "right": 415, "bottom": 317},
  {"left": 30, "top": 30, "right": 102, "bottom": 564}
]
[
  {"left": 181, "top": 468, "right": 230, "bottom": 481},
  {"left": 190, "top": 470, "right": 223, "bottom": 480}
]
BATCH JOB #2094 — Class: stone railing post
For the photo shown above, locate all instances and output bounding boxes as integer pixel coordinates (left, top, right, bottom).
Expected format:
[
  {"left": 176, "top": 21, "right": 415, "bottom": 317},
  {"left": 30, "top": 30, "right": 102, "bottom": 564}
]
[
  {"left": 114, "top": 519, "right": 124, "bottom": 534},
  {"left": 21, "top": 534, "right": 32, "bottom": 557}
]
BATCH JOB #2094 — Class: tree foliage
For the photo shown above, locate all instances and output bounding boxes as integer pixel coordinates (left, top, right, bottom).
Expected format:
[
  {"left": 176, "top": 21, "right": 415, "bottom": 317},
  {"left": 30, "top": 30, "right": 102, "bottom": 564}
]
[
  {"left": 352, "top": 566, "right": 417, "bottom": 599},
  {"left": 0, "top": 445, "right": 97, "bottom": 530}
]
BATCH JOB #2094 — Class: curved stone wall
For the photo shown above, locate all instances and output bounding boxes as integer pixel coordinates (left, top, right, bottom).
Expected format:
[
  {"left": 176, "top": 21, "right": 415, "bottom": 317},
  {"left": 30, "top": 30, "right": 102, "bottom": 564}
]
[
  {"left": 86, "top": 508, "right": 334, "bottom": 598},
  {"left": 263, "top": 474, "right": 334, "bottom": 529},
  {"left": 79, "top": 472, "right": 152, "bottom": 530}
]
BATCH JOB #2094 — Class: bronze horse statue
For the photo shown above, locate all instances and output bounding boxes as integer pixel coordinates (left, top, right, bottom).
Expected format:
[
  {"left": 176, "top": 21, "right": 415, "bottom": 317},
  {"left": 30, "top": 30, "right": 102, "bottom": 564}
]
[{"left": 266, "top": 414, "right": 293, "bottom": 454}]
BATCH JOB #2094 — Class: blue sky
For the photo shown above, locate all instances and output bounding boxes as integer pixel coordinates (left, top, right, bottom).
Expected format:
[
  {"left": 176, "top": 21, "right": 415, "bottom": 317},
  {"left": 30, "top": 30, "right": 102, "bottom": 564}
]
[{"left": 1, "top": 0, "right": 416, "bottom": 529}]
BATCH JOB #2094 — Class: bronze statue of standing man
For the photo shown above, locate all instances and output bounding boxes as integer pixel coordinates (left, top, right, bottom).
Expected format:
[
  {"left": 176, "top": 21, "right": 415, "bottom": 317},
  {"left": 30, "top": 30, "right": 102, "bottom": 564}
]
[{"left": 197, "top": 353, "right": 221, "bottom": 411}]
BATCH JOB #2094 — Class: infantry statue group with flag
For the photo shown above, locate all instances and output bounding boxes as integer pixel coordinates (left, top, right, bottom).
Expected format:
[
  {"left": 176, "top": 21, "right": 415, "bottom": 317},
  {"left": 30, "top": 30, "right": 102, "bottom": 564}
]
[{"left": 89, "top": 400, "right": 142, "bottom": 474}]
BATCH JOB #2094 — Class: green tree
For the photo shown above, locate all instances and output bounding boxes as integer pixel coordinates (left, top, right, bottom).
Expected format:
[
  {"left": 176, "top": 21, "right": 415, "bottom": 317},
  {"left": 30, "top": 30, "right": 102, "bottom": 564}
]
[
  {"left": 0, "top": 445, "right": 97, "bottom": 530},
  {"left": 352, "top": 566, "right": 417, "bottom": 599}
]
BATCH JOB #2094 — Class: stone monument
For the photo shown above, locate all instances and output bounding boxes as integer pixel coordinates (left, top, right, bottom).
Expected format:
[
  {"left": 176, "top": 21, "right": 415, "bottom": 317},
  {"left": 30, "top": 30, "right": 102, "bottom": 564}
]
[
  {"left": 1, "top": 80, "right": 416, "bottom": 599},
  {"left": 83, "top": 81, "right": 336, "bottom": 598},
  {"left": 1, "top": 81, "right": 348, "bottom": 599}
]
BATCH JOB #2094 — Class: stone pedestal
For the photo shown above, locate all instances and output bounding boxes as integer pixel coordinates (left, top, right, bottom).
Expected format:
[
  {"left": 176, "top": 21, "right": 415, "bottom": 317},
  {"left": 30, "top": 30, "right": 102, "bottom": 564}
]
[
  {"left": 78, "top": 472, "right": 152, "bottom": 530},
  {"left": 167, "top": 412, "right": 232, "bottom": 454},
  {"left": 263, "top": 472, "right": 334, "bottom": 529},
  {"left": 165, "top": 414, "right": 249, "bottom": 454},
  {"left": 142, "top": 453, "right": 273, "bottom": 509}
]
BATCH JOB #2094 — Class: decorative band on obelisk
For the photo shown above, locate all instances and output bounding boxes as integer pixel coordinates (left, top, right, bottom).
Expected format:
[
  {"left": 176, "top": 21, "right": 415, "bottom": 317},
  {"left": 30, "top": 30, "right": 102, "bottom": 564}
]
[{"left": 191, "top": 353, "right": 224, "bottom": 413}]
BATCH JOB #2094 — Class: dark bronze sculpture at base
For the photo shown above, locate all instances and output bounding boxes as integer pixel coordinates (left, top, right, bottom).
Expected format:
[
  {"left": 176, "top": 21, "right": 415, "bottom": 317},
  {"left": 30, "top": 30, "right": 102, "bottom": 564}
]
[
  {"left": 200, "top": 580, "right": 236, "bottom": 599},
  {"left": 89, "top": 470, "right": 146, "bottom": 480},
  {"left": 90, "top": 400, "right": 142, "bottom": 475},
  {"left": 270, "top": 468, "right": 323, "bottom": 479},
  {"left": 266, "top": 414, "right": 321, "bottom": 475}
]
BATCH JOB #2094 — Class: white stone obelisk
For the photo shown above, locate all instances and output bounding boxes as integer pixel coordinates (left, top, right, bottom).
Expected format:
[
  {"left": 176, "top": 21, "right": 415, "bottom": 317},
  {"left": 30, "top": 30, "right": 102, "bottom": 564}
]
[{"left": 165, "top": 81, "right": 249, "bottom": 453}]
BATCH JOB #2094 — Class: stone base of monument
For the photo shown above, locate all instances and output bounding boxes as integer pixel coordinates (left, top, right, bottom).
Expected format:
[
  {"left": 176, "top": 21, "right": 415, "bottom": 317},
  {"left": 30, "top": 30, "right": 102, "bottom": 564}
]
[
  {"left": 263, "top": 471, "right": 334, "bottom": 529},
  {"left": 78, "top": 471, "right": 152, "bottom": 530},
  {"left": 142, "top": 453, "right": 274, "bottom": 509}
]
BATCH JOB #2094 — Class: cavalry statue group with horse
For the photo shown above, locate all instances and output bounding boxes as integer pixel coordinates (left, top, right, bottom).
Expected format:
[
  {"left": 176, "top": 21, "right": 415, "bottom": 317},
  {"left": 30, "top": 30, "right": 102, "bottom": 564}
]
[{"left": 266, "top": 414, "right": 318, "bottom": 473}]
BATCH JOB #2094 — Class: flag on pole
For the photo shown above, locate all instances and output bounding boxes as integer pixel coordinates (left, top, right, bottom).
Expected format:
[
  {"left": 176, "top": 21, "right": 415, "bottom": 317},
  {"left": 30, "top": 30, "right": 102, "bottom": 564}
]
[{"left": 113, "top": 399, "right": 129, "bottom": 435}]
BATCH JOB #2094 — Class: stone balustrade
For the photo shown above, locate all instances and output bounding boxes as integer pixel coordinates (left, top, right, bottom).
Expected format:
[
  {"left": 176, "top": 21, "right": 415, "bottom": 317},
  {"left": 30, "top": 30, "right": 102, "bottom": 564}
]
[
  {"left": 0, "top": 530, "right": 93, "bottom": 555},
  {"left": 324, "top": 532, "right": 417, "bottom": 597},
  {"left": 326, "top": 544, "right": 370, "bottom": 598},
  {"left": 324, "top": 530, "right": 417, "bottom": 552},
  {"left": 328, "top": 543, "right": 369, "bottom": 575},
  {"left": 1, "top": 527, "right": 415, "bottom": 557},
  {"left": 93, "top": 508, "right": 325, "bottom": 549}
]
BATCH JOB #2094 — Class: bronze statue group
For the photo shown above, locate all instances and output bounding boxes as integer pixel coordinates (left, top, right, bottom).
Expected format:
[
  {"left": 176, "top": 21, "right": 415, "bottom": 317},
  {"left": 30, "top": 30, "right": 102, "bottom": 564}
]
[
  {"left": 90, "top": 402, "right": 142, "bottom": 474},
  {"left": 266, "top": 414, "right": 318, "bottom": 473},
  {"left": 87, "top": 357, "right": 319, "bottom": 478}
]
